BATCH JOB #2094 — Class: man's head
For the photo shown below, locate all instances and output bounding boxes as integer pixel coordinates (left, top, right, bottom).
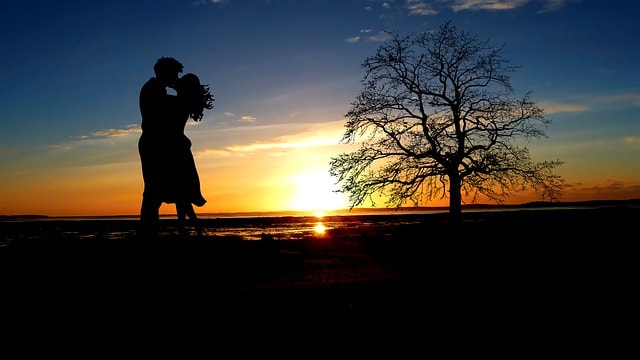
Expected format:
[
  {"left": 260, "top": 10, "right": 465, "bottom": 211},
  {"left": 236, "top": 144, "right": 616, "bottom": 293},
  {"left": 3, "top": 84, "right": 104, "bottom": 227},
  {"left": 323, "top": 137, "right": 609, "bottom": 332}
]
[{"left": 153, "top": 57, "right": 183, "bottom": 87}]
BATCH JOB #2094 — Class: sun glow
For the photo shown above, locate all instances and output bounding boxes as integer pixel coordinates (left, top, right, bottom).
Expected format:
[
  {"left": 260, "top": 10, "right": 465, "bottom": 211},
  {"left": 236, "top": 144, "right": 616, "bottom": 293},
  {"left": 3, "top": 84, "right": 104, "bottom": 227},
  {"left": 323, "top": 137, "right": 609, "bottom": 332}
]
[{"left": 288, "top": 170, "right": 346, "bottom": 212}]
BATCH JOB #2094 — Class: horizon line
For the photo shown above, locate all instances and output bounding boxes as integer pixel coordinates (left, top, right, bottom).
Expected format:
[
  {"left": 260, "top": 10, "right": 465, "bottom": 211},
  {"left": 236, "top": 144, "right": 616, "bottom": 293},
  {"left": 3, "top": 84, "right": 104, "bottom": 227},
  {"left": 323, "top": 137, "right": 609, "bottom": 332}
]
[{"left": 2, "top": 198, "right": 638, "bottom": 219}]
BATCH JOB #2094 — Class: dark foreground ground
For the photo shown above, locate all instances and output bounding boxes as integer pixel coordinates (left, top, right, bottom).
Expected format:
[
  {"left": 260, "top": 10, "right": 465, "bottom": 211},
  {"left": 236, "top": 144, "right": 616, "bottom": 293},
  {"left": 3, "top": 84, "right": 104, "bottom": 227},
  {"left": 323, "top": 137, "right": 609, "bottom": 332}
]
[{"left": 0, "top": 207, "right": 636, "bottom": 352}]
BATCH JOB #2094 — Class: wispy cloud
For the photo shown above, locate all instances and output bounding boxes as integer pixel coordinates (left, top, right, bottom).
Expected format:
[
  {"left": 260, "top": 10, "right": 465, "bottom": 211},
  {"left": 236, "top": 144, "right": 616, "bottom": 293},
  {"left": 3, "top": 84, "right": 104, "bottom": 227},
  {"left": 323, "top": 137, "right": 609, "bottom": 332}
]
[
  {"left": 538, "top": 0, "right": 568, "bottom": 13},
  {"left": 563, "top": 179, "right": 640, "bottom": 201},
  {"left": 224, "top": 112, "right": 257, "bottom": 123},
  {"left": 225, "top": 137, "right": 339, "bottom": 153},
  {"left": 403, "top": 0, "right": 569, "bottom": 14},
  {"left": 541, "top": 91, "right": 640, "bottom": 114},
  {"left": 368, "top": 31, "right": 393, "bottom": 42},
  {"left": 192, "top": 121, "right": 347, "bottom": 158},
  {"left": 539, "top": 101, "right": 588, "bottom": 114},
  {"left": 188, "top": 0, "right": 227, "bottom": 7},
  {"left": 193, "top": 148, "right": 232, "bottom": 158},
  {"left": 625, "top": 136, "right": 640, "bottom": 145},
  {"left": 405, "top": 0, "right": 438, "bottom": 15},
  {"left": 345, "top": 29, "right": 373, "bottom": 44},
  {"left": 595, "top": 93, "right": 640, "bottom": 107},
  {"left": 43, "top": 124, "right": 141, "bottom": 156},
  {"left": 78, "top": 124, "right": 141, "bottom": 140},
  {"left": 563, "top": 92, "right": 640, "bottom": 110},
  {"left": 451, "top": 0, "right": 529, "bottom": 12},
  {"left": 240, "top": 115, "right": 257, "bottom": 123}
]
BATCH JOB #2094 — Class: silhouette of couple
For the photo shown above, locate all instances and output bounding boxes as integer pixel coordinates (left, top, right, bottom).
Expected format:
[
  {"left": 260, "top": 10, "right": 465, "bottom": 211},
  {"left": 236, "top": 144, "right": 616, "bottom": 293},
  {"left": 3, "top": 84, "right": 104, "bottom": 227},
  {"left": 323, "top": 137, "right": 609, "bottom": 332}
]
[{"left": 138, "top": 57, "right": 214, "bottom": 239}]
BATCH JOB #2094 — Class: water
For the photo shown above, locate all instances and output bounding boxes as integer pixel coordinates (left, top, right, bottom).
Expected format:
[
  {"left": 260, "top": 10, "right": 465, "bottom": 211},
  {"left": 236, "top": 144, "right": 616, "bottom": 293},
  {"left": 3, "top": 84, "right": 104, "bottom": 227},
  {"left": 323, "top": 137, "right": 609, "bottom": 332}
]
[
  {"left": 0, "top": 208, "right": 447, "bottom": 246},
  {"left": 0, "top": 203, "right": 622, "bottom": 246}
]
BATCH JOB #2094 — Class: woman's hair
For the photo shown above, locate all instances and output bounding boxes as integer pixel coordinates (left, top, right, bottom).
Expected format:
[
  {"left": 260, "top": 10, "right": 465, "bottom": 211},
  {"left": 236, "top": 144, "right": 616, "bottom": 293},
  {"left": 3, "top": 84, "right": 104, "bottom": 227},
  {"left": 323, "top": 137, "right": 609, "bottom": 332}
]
[{"left": 176, "top": 73, "right": 215, "bottom": 121}]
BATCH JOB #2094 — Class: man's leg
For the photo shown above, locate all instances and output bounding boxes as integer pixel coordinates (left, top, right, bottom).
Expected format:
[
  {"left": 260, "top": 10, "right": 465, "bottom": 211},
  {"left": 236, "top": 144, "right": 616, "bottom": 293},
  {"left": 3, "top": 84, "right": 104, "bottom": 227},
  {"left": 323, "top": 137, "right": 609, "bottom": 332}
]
[{"left": 139, "top": 196, "right": 161, "bottom": 240}]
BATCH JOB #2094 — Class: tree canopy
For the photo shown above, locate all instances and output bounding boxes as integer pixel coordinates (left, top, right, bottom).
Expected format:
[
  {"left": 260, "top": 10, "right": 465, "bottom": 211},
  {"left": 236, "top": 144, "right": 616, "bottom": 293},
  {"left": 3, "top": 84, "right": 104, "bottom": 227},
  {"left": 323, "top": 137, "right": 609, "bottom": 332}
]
[{"left": 329, "top": 21, "right": 565, "bottom": 222}]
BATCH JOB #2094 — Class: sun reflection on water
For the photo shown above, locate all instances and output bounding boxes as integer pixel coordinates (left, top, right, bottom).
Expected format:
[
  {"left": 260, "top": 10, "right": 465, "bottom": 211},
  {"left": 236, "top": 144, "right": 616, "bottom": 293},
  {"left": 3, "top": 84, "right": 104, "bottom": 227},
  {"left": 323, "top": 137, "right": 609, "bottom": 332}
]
[{"left": 313, "top": 221, "right": 326, "bottom": 235}]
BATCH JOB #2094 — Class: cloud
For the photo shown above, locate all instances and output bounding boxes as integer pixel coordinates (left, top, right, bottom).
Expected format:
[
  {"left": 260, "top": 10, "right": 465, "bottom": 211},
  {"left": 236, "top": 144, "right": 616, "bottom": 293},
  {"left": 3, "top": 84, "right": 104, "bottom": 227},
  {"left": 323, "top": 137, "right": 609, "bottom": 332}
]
[
  {"left": 225, "top": 137, "right": 338, "bottom": 153},
  {"left": 450, "top": 0, "right": 529, "bottom": 11},
  {"left": 563, "top": 179, "right": 640, "bottom": 201},
  {"left": 558, "top": 92, "right": 640, "bottom": 111},
  {"left": 539, "top": 0, "right": 568, "bottom": 13},
  {"left": 193, "top": 148, "right": 231, "bottom": 158},
  {"left": 82, "top": 124, "right": 141, "bottom": 139},
  {"left": 368, "top": 31, "right": 393, "bottom": 42},
  {"left": 240, "top": 115, "right": 257, "bottom": 123},
  {"left": 595, "top": 92, "right": 640, "bottom": 107},
  {"left": 223, "top": 112, "right": 257, "bottom": 123},
  {"left": 224, "top": 126, "right": 343, "bottom": 153},
  {"left": 50, "top": 143, "right": 73, "bottom": 151},
  {"left": 410, "top": 0, "right": 570, "bottom": 13},
  {"left": 539, "top": 101, "right": 588, "bottom": 114},
  {"left": 32, "top": 123, "right": 142, "bottom": 169},
  {"left": 536, "top": 91, "right": 640, "bottom": 116},
  {"left": 193, "top": 121, "right": 346, "bottom": 157},
  {"left": 345, "top": 30, "right": 373, "bottom": 44},
  {"left": 44, "top": 124, "right": 141, "bottom": 155},
  {"left": 625, "top": 136, "right": 640, "bottom": 145},
  {"left": 188, "top": 0, "right": 227, "bottom": 6},
  {"left": 405, "top": 0, "right": 438, "bottom": 15}
]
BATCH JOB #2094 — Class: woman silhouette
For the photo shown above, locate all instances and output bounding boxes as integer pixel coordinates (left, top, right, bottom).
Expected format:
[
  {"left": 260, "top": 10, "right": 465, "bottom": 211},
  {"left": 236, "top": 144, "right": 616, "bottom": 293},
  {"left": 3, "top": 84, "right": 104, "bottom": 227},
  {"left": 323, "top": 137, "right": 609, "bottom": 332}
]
[{"left": 172, "top": 72, "right": 214, "bottom": 235}]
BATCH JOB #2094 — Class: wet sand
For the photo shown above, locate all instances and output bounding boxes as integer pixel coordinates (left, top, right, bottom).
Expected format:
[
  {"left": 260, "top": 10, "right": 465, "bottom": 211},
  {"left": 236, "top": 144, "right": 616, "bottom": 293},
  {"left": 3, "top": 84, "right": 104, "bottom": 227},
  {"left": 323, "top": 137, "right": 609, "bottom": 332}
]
[{"left": 0, "top": 207, "right": 635, "bottom": 351}]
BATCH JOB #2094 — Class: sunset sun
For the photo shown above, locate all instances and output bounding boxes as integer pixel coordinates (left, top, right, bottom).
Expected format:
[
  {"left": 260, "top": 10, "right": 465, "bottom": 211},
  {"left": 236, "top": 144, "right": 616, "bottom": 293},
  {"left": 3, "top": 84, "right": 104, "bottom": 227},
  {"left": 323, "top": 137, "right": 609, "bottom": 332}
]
[{"left": 288, "top": 170, "right": 345, "bottom": 213}]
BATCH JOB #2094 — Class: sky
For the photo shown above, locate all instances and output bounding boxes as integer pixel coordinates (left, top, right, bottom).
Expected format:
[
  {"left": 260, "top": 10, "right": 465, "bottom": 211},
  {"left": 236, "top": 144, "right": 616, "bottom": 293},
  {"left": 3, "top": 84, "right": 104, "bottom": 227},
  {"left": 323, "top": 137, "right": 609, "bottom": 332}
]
[{"left": 1, "top": 0, "right": 639, "bottom": 217}]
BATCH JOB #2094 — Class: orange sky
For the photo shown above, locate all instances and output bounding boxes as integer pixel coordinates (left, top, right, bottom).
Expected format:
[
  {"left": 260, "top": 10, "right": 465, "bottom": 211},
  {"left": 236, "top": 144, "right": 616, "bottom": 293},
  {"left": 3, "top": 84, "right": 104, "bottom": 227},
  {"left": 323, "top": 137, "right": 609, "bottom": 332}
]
[{"left": 1, "top": 118, "right": 638, "bottom": 217}]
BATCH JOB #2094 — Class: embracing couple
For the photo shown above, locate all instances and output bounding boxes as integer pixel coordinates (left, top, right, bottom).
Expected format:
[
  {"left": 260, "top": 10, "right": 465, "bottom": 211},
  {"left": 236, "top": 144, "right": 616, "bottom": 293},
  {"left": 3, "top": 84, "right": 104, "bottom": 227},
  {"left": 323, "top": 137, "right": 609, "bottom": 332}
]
[{"left": 138, "top": 57, "right": 214, "bottom": 240}]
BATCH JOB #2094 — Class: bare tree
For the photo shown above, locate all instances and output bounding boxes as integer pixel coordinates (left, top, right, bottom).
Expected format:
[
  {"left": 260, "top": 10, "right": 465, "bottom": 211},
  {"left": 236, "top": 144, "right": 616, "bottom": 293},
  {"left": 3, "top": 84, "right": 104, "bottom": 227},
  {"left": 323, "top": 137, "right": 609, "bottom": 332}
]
[{"left": 329, "top": 21, "right": 565, "bottom": 223}]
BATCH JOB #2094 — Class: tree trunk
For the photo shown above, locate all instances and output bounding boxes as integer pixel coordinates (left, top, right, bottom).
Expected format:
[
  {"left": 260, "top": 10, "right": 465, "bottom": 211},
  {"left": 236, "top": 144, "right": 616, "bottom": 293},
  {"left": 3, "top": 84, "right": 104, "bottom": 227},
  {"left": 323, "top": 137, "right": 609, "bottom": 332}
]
[{"left": 448, "top": 174, "right": 463, "bottom": 224}]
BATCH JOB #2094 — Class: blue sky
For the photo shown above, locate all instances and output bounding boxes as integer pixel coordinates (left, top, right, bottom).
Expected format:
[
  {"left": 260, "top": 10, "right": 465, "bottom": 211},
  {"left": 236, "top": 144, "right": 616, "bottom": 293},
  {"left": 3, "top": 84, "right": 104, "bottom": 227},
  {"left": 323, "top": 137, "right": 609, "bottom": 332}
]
[{"left": 1, "top": 0, "right": 639, "bottom": 216}]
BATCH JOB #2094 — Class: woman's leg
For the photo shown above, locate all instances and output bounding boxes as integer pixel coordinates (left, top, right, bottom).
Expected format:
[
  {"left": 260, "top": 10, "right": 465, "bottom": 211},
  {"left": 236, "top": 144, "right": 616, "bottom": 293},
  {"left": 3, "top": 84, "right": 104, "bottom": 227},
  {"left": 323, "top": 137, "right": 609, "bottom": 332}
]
[
  {"left": 185, "top": 204, "right": 203, "bottom": 236},
  {"left": 176, "top": 202, "right": 202, "bottom": 236},
  {"left": 176, "top": 202, "right": 188, "bottom": 236}
]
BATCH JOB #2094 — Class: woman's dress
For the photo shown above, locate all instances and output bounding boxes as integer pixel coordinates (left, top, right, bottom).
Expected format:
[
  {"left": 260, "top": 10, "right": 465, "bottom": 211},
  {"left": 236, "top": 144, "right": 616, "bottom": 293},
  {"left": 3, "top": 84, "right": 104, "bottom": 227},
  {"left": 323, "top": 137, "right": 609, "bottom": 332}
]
[{"left": 167, "top": 103, "right": 207, "bottom": 207}]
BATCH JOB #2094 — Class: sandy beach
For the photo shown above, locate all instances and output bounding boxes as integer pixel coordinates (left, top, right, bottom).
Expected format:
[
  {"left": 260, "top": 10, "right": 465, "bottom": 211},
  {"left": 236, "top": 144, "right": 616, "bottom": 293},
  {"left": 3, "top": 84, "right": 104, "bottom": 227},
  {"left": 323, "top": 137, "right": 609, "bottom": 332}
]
[{"left": 0, "top": 206, "right": 635, "bottom": 351}]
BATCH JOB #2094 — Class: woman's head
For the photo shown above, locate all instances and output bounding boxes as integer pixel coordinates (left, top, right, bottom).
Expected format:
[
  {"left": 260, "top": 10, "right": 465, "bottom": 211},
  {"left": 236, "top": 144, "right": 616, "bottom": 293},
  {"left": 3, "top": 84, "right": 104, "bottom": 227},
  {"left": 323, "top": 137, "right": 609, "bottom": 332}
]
[{"left": 176, "top": 73, "right": 215, "bottom": 121}]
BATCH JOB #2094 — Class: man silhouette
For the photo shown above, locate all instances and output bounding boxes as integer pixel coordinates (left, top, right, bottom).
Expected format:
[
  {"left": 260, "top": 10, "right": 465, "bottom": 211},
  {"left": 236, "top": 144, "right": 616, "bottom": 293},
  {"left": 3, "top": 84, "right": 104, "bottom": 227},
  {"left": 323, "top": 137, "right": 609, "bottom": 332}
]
[{"left": 138, "top": 57, "right": 184, "bottom": 239}]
